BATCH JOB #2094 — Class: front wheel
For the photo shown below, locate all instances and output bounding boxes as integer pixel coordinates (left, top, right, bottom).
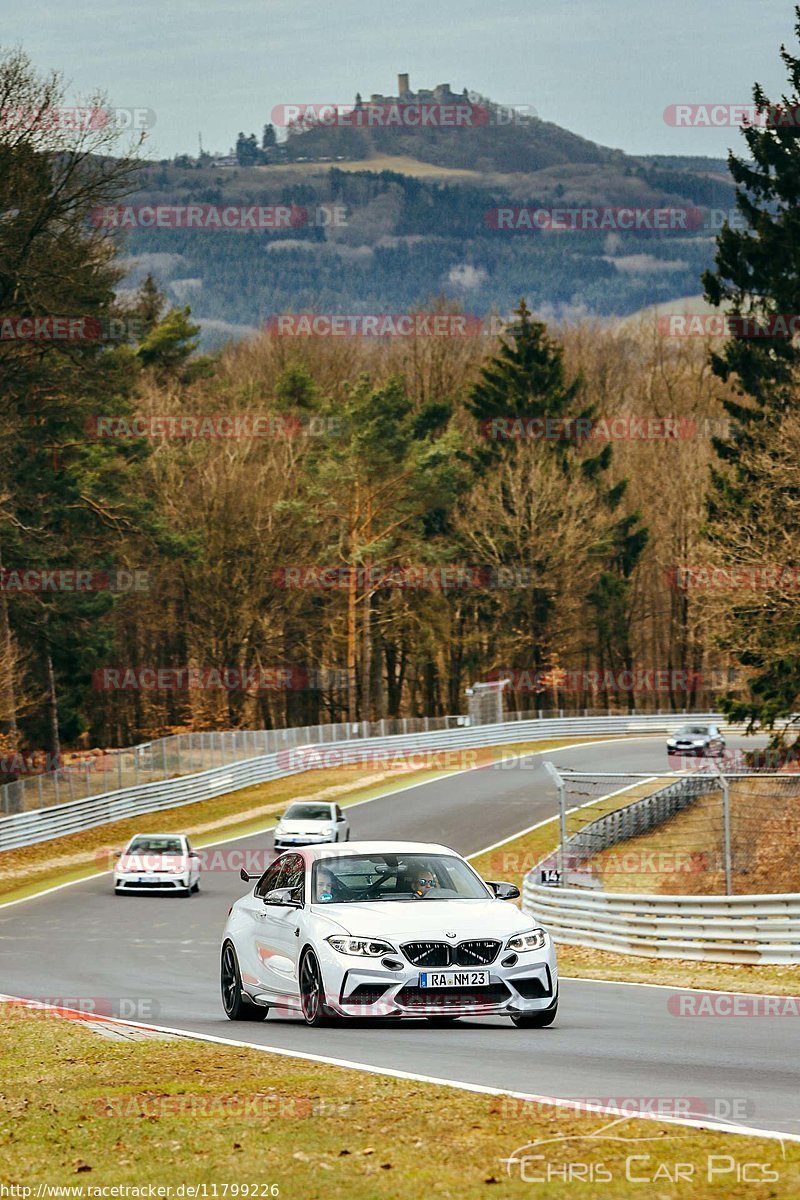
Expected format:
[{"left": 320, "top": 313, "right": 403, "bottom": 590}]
[
  {"left": 299, "top": 950, "right": 334, "bottom": 1026},
  {"left": 511, "top": 997, "right": 558, "bottom": 1028},
  {"left": 221, "top": 942, "right": 269, "bottom": 1021}
]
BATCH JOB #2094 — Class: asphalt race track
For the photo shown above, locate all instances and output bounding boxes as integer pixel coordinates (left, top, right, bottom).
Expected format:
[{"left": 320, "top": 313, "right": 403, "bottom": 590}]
[{"left": 2, "top": 735, "right": 797, "bottom": 1137}]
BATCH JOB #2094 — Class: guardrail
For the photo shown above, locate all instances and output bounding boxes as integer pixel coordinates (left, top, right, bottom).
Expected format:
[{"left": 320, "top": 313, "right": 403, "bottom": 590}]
[
  {"left": 522, "top": 884, "right": 800, "bottom": 965},
  {"left": 0, "top": 705, "right": 719, "bottom": 817},
  {"left": 0, "top": 712, "right": 727, "bottom": 852},
  {"left": 522, "top": 771, "right": 800, "bottom": 964}
]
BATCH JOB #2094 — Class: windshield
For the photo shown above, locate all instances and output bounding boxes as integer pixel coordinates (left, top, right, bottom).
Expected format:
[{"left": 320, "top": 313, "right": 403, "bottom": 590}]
[
  {"left": 312, "top": 853, "right": 491, "bottom": 902},
  {"left": 284, "top": 804, "right": 332, "bottom": 821},
  {"left": 127, "top": 837, "right": 184, "bottom": 855},
  {"left": 675, "top": 726, "right": 710, "bottom": 737}
]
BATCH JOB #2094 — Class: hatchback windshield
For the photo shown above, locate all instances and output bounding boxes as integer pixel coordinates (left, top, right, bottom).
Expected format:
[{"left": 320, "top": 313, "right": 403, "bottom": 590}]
[
  {"left": 128, "top": 837, "right": 183, "bottom": 855},
  {"left": 675, "top": 726, "right": 710, "bottom": 737},
  {"left": 284, "top": 804, "right": 332, "bottom": 821},
  {"left": 312, "top": 853, "right": 490, "bottom": 902}
]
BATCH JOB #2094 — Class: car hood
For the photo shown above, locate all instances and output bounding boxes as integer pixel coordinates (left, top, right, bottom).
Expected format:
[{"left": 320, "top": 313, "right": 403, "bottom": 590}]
[{"left": 309, "top": 898, "right": 535, "bottom": 940}]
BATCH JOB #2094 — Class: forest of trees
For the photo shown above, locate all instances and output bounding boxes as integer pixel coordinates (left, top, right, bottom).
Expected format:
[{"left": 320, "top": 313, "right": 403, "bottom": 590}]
[{"left": 2, "top": 12, "right": 800, "bottom": 768}]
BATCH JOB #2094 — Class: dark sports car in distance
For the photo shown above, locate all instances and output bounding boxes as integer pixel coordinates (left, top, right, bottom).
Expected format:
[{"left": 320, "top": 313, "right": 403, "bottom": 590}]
[{"left": 666, "top": 723, "right": 726, "bottom": 758}]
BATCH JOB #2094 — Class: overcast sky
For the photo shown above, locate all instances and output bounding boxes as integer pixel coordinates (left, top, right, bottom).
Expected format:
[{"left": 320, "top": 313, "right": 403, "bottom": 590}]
[{"left": 7, "top": 0, "right": 795, "bottom": 159}]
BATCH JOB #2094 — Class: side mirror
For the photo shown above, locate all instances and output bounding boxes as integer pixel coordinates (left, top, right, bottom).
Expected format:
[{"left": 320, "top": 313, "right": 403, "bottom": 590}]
[
  {"left": 114, "top": 850, "right": 122, "bottom": 859},
  {"left": 188, "top": 851, "right": 199, "bottom": 858},
  {"left": 487, "top": 880, "right": 521, "bottom": 901},
  {"left": 240, "top": 867, "right": 259, "bottom": 882},
  {"left": 263, "top": 887, "right": 302, "bottom": 907},
  {"left": 337, "top": 814, "right": 346, "bottom": 822}
]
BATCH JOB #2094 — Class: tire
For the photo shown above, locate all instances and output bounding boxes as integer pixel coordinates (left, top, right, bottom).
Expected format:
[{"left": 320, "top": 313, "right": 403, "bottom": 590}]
[
  {"left": 181, "top": 885, "right": 192, "bottom": 897},
  {"left": 191, "top": 880, "right": 200, "bottom": 893},
  {"left": 299, "top": 949, "right": 334, "bottom": 1026},
  {"left": 511, "top": 996, "right": 558, "bottom": 1028},
  {"left": 221, "top": 942, "right": 269, "bottom": 1021}
]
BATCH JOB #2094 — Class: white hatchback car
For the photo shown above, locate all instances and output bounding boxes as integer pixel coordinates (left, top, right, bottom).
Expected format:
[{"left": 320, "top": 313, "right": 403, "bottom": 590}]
[
  {"left": 114, "top": 832, "right": 201, "bottom": 897},
  {"left": 273, "top": 801, "right": 349, "bottom": 850},
  {"left": 220, "top": 841, "right": 557, "bottom": 1028}
]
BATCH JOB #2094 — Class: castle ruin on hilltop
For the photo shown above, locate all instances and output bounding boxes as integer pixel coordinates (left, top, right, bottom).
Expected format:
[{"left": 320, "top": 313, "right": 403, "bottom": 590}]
[{"left": 359, "top": 74, "right": 469, "bottom": 107}]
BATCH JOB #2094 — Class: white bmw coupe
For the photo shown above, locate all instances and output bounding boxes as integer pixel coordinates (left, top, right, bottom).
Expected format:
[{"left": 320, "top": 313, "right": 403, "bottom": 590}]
[{"left": 220, "top": 841, "right": 558, "bottom": 1027}]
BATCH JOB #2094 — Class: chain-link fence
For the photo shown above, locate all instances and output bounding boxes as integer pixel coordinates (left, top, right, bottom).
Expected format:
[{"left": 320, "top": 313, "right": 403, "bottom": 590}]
[{"left": 539, "top": 765, "right": 800, "bottom": 897}]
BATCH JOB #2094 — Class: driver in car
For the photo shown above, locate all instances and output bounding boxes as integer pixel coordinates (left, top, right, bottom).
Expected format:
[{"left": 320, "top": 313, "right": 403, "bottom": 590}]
[
  {"left": 314, "top": 866, "right": 342, "bottom": 903},
  {"left": 410, "top": 867, "right": 438, "bottom": 897}
]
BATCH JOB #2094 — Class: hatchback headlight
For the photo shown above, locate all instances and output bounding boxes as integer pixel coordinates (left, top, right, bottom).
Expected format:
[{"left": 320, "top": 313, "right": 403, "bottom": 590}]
[
  {"left": 505, "top": 928, "right": 547, "bottom": 952},
  {"left": 326, "top": 936, "right": 395, "bottom": 956}
]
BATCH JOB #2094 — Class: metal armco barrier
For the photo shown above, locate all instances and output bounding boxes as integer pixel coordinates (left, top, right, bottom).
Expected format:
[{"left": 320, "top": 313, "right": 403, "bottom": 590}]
[
  {"left": 523, "top": 771, "right": 800, "bottom": 964},
  {"left": 0, "top": 712, "right": 727, "bottom": 852},
  {"left": 522, "top": 883, "right": 800, "bottom": 965}
]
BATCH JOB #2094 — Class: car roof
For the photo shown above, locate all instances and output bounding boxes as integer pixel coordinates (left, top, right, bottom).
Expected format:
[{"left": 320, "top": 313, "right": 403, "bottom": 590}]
[
  {"left": 301, "top": 840, "right": 456, "bottom": 861},
  {"left": 128, "top": 832, "right": 187, "bottom": 840},
  {"left": 284, "top": 800, "right": 335, "bottom": 808}
]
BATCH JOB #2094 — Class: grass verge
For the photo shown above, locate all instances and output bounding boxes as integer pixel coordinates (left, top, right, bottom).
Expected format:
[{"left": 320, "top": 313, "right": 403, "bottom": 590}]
[
  {"left": 0, "top": 1006, "right": 796, "bottom": 1197},
  {"left": 0, "top": 737, "right": 611, "bottom": 905}
]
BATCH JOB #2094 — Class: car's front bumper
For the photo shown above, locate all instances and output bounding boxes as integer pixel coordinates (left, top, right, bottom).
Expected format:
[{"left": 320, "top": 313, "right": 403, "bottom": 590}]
[
  {"left": 274, "top": 834, "right": 336, "bottom": 850},
  {"left": 114, "top": 872, "right": 190, "bottom": 892},
  {"left": 316, "top": 942, "right": 558, "bottom": 1018}
]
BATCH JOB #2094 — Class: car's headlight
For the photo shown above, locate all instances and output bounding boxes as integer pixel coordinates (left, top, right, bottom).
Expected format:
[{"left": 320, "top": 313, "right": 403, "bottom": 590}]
[
  {"left": 667, "top": 740, "right": 676, "bottom": 747},
  {"left": 326, "top": 936, "right": 395, "bottom": 956},
  {"left": 505, "top": 928, "right": 547, "bottom": 952}
]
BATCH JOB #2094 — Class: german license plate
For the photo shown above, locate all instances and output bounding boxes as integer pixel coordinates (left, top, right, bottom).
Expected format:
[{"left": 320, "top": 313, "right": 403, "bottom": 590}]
[{"left": 419, "top": 970, "right": 490, "bottom": 988}]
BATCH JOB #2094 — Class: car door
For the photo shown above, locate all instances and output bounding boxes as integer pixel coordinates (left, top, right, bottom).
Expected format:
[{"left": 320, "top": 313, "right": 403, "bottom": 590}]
[
  {"left": 253, "top": 853, "right": 305, "bottom": 1001},
  {"left": 237, "top": 857, "right": 285, "bottom": 992}
]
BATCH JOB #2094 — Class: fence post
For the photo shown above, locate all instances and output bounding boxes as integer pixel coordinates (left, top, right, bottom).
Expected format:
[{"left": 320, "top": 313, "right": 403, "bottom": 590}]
[
  {"left": 543, "top": 761, "right": 567, "bottom": 883},
  {"left": 718, "top": 769, "right": 733, "bottom": 896}
]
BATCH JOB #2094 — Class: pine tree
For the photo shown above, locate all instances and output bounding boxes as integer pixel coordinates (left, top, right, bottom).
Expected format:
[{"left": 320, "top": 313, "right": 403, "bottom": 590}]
[
  {"left": 466, "top": 302, "right": 647, "bottom": 704},
  {"left": 701, "top": 6, "right": 800, "bottom": 744}
]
